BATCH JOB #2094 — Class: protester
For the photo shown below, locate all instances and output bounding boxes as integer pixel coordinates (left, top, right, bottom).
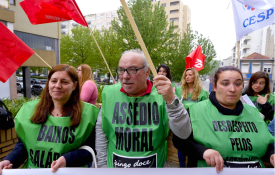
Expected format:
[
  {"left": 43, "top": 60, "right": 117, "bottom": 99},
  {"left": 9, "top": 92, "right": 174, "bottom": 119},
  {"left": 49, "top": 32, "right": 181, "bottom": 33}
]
[
  {"left": 96, "top": 49, "right": 191, "bottom": 168},
  {"left": 175, "top": 68, "right": 208, "bottom": 167},
  {"left": 173, "top": 66, "right": 274, "bottom": 172},
  {"left": 242, "top": 71, "right": 274, "bottom": 121},
  {"left": 157, "top": 64, "right": 176, "bottom": 90},
  {"left": 268, "top": 118, "right": 275, "bottom": 146},
  {"left": 0, "top": 64, "right": 99, "bottom": 172},
  {"left": 77, "top": 64, "right": 98, "bottom": 106}
]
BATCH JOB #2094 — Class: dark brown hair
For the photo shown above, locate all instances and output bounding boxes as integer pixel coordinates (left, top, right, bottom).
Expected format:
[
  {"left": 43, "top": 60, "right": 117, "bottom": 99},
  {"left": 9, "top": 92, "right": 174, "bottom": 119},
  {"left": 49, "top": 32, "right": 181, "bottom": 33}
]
[
  {"left": 244, "top": 71, "right": 270, "bottom": 96},
  {"left": 31, "top": 64, "right": 82, "bottom": 128},
  {"left": 157, "top": 64, "right": 172, "bottom": 80},
  {"left": 212, "top": 66, "right": 244, "bottom": 91}
]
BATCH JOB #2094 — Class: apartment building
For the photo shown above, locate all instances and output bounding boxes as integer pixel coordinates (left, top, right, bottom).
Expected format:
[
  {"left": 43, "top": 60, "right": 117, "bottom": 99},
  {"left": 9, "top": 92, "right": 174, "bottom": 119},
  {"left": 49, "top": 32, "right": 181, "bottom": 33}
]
[
  {"left": 0, "top": 0, "right": 59, "bottom": 99},
  {"left": 61, "top": 10, "right": 118, "bottom": 35},
  {"left": 151, "top": 0, "right": 191, "bottom": 35}
]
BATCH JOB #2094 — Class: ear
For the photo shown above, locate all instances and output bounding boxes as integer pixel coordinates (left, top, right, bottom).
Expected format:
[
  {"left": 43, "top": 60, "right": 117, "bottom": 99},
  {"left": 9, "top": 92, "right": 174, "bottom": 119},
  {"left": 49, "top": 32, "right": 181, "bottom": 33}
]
[
  {"left": 73, "top": 81, "right": 78, "bottom": 91},
  {"left": 213, "top": 83, "right": 217, "bottom": 92},
  {"left": 146, "top": 68, "right": 150, "bottom": 78}
]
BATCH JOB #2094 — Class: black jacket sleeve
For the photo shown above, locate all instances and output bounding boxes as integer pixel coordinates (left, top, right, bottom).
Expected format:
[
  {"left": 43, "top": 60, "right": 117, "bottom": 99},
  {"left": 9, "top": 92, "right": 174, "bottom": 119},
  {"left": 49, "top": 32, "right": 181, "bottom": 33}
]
[
  {"left": 3, "top": 138, "right": 28, "bottom": 168},
  {"left": 260, "top": 101, "right": 274, "bottom": 121},
  {"left": 261, "top": 143, "right": 274, "bottom": 162},
  {"left": 62, "top": 126, "right": 96, "bottom": 167}
]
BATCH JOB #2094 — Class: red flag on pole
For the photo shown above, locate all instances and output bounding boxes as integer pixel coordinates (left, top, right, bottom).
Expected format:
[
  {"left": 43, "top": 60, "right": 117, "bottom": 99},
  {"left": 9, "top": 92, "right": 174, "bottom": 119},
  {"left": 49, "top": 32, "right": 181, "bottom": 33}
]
[
  {"left": 19, "top": 0, "right": 88, "bottom": 27},
  {"left": 185, "top": 45, "right": 205, "bottom": 72},
  {"left": 0, "top": 22, "right": 35, "bottom": 83}
]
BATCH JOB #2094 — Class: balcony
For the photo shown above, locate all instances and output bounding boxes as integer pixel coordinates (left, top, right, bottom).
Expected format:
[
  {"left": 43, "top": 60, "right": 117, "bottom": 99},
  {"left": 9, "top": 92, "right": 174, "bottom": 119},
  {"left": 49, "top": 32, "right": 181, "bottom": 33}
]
[
  {"left": 243, "top": 36, "right": 251, "bottom": 41},
  {"left": 242, "top": 44, "right": 250, "bottom": 49}
]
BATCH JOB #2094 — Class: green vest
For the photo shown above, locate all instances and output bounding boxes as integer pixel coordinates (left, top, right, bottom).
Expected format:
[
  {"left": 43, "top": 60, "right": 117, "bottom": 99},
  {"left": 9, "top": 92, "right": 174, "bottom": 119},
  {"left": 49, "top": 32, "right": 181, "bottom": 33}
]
[
  {"left": 248, "top": 93, "right": 275, "bottom": 112},
  {"left": 15, "top": 100, "right": 99, "bottom": 168},
  {"left": 189, "top": 100, "right": 274, "bottom": 168},
  {"left": 175, "top": 86, "right": 209, "bottom": 109},
  {"left": 101, "top": 83, "right": 170, "bottom": 168}
]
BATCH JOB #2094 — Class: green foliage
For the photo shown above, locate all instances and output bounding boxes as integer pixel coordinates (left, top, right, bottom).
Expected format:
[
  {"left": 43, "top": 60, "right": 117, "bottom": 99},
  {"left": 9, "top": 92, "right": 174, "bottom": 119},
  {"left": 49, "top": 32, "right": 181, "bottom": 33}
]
[{"left": 2, "top": 97, "right": 38, "bottom": 118}]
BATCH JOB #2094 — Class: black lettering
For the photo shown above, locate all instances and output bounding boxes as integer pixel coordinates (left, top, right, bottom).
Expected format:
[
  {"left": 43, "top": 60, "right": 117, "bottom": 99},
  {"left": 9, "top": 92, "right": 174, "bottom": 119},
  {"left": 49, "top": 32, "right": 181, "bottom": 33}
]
[
  {"left": 34, "top": 150, "right": 40, "bottom": 167},
  {"left": 231, "top": 121, "right": 236, "bottom": 132},
  {"left": 217, "top": 121, "right": 223, "bottom": 131},
  {"left": 235, "top": 121, "right": 240, "bottom": 132},
  {"left": 53, "top": 152, "right": 60, "bottom": 161},
  {"left": 230, "top": 138, "right": 235, "bottom": 151},
  {"left": 247, "top": 122, "right": 254, "bottom": 132},
  {"left": 45, "top": 150, "right": 52, "bottom": 168},
  {"left": 242, "top": 122, "right": 249, "bottom": 132},
  {"left": 115, "top": 127, "right": 123, "bottom": 150},
  {"left": 124, "top": 127, "right": 131, "bottom": 152},
  {"left": 235, "top": 138, "right": 240, "bottom": 151},
  {"left": 44, "top": 125, "right": 53, "bottom": 142},
  {"left": 62, "top": 127, "right": 69, "bottom": 144},
  {"left": 222, "top": 121, "right": 228, "bottom": 132},
  {"left": 212, "top": 121, "right": 219, "bottom": 131},
  {"left": 247, "top": 138, "right": 253, "bottom": 151},
  {"left": 30, "top": 149, "right": 34, "bottom": 163},
  {"left": 69, "top": 128, "right": 75, "bottom": 144},
  {"left": 132, "top": 128, "right": 140, "bottom": 152},
  {"left": 242, "top": 138, "right": 247, "bottom": 151},
  {"left": 134, "top": 102, "right": 139, "bottom": 125},
  {"left": 148, "top": 102, "right": 152, "bottom": 125},
  {"left": 112, "top": 102, "right": 120, "bottom": 124},
  {"left": 251, "top": 122, "right": 258, "bottom": 133},
  {"left": 227, "top": 120, "right": 232, "bottom": 132},
  {"left": 140, "top": 103, "right": 147, "bottom": 125},
  {"left": 39, "top": 151, "right": 45, "bottom": 167},
  {"left": 120, "top": 102, "right": 127, "bottom": 124},
  {"left": 55, "top": 126, "right": 63, "bottom": 143},
  {"left": 149, "top": 128, "right": 153, "bottom": 151},
  {"left": 127, "top": 102, "right": 133, "bottom": 125},
  {"left": 152, "top": 102, "right": 159, "bottom": 125},
  {"left": 37, "top": 125, "right": 47, "bottom": 141},
  {"left": 237, "top": 122, "right": 243, "bottom": 132},
  {"left": 51, "top": 126, "right": 56, "bottom": 142},
  {"left": 238, "top": 138, "right": 243, "bottom": 151},
  {"left": 141, "top": 128, "right": 148, "bottom": 151}
]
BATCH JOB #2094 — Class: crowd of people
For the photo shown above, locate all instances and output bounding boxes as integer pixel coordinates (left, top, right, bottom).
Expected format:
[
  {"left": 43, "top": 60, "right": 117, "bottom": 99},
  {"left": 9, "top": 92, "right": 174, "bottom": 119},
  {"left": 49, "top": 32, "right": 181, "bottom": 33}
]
[{"left": 0, "top": 49, "right": 274, "bottom": 172}]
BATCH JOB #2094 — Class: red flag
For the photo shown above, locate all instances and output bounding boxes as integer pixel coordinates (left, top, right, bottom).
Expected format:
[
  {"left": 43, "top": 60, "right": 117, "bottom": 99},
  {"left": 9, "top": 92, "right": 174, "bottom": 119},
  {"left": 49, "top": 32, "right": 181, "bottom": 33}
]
[
  {"left": 185, "top": 45, "right": 205, "bottom": 72},
  {"left": 19, "top": 0, "right": 88, "bottom": 27},
  {"left": 0, "top": 22, "right": 35, "bottom": 83}
]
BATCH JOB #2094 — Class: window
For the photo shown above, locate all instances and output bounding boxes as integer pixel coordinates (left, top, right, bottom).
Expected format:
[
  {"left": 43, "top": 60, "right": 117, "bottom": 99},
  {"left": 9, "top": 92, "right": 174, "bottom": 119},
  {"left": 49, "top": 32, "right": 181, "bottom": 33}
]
[
  {"left": 100, "top": 23, "right": 103, "bottom": 26},
  {"left": 263, "top": 63, "right": 272, "bottom": 74},
  {"left": 96, "top": 23, "right": 100, "bottom": 27},
  {"left": 162, "top": 3, "right": 166, "bottom": 7},
  {"left": 251, "top": 63, "right": 260, "bottom": 73},
  {"left": 170, "top": 18, "right": 179, "bottom": 22},
  {"left": 107, "top": 22, "right": 111, "bottom": 25},
  {"left": 170, "top": 10, "right": 178, "bottom": 14},
  {"left": 112, "top": 14, "right": 116, "bottom": 18},
  {"left": 241, "top": 63, "right": 249, "bottom": 73},
  {"left": 9, "top": 0, "right": 15, "bottom": 5},
  {"left": 100, "top": 15, "right": 104, "bottom": 19},
  {"left": 107, "top": 14, "right": 111, "bottom": 18},
  {"left": 170, "top": 1, "right": 179, "bottom": 6},
  {"left": 97, "top": 16, "right": 100, "bottom": 19}
]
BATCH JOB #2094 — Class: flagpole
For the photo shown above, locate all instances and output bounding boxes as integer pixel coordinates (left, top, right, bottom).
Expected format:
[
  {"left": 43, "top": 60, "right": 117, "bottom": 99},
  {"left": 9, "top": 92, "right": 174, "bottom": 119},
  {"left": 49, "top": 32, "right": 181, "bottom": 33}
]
[
  {"left": 35, "top": 53, "right": 52, "bottom": 69},
  {"left": 87, "top": 27, "right": 116, "bottom": 84},
  {"left": 120, "top": 0, "right": 158, "bottom": 77},
  {"left": 237, "top": 41, "right": 240, "bottom": 69}
]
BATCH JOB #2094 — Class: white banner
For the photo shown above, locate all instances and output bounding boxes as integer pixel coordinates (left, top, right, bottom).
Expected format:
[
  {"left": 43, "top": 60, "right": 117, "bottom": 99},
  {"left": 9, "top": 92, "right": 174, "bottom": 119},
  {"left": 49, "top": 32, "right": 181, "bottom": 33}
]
[
  {"left": 1, "top": 168, "right": 274, "bottom": 175},
  {"left": 232, "top": 0, "right": 275, "bottom": 41},
  {"left": 237, "top": 0, "right": 275, "bottom": 10}
]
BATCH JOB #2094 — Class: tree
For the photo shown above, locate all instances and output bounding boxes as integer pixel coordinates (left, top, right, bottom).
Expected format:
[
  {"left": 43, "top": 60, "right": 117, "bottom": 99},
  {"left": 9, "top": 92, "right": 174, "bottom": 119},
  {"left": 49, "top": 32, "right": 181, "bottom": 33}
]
[
  {"left": 171, "top": 24, "right": 218, "bottom": 81},
  {"left": 112, "top": 0, "right": 180, "bottom": 67}
]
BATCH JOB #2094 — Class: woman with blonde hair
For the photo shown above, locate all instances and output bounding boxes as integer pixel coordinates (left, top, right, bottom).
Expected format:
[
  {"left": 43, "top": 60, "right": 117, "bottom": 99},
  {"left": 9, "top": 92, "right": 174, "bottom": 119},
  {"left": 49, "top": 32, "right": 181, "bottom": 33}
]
[
  {"left": 175, "top": 67, "right": 208, "bottom": 167},
  {"left": 77, "top": 64, "right": 98, "bottom": 106}
]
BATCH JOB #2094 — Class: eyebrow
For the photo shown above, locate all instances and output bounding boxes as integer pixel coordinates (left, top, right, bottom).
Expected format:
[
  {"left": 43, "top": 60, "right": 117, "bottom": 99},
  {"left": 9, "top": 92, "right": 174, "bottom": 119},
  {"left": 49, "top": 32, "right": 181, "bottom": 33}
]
[{"left": 220, "top": 79, "right": 242, "bottom": 81}]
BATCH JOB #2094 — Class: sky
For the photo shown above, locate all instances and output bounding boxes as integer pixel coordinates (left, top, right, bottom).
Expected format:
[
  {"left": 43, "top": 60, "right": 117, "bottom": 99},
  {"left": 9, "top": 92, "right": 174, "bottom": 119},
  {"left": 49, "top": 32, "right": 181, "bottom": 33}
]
[{"left": 75, "top": 0, "right": 237, "bottom": 61}]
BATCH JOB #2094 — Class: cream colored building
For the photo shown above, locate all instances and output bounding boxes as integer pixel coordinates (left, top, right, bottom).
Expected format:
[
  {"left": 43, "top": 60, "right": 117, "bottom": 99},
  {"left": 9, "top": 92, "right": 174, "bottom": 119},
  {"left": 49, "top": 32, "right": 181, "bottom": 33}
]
[
  {"left": 151, "top": 0, "right": 191, "bottom": 35},
  {"left": 61, "top": 10, "right": 118, "bottom": 35}
]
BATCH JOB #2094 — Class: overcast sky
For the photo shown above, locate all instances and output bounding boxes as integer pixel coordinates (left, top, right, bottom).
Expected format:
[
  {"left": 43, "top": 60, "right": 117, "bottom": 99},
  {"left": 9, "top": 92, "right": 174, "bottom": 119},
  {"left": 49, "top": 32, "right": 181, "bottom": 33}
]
[{"left": 75, "top": 0, "right": 237, "bottom": 61}]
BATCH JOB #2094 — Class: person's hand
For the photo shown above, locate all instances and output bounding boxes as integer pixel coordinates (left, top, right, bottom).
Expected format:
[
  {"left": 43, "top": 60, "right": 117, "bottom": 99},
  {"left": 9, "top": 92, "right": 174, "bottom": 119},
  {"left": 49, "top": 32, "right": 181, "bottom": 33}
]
[
  {"left": 257, "top": 94, "right": 268, "bottom": 105},
  {"left": 153, "top": 75, "right": 174, "bottom": 104},
  {"left": 51, "top": 156, "right": 66, "bottom": 172},
  {"left": 270, "top": 154, "right": 275, "bottom": 167},
  {"left": 203, "top": 149, "right": 224, "bottom": 173},
  {"left": 0, "top": 160, "right": 12, "bottom": 174}
]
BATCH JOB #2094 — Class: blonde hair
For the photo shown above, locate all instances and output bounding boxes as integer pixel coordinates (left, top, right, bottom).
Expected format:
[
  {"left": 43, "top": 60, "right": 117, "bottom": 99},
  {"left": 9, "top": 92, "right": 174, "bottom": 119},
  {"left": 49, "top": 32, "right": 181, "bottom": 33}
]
[
  {"left": 78, "top": 64, "right": 94, "bottom": 89},
  {"left": 180, "top": 68, "right": 202, "bottom": 101}
]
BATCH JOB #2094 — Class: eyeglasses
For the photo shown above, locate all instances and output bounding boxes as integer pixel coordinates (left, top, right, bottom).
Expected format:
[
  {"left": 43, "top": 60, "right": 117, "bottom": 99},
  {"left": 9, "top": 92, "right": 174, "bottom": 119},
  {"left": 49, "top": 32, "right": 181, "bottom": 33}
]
[{"left": 116, "top": 66, "right": 145, "bottom": 75}]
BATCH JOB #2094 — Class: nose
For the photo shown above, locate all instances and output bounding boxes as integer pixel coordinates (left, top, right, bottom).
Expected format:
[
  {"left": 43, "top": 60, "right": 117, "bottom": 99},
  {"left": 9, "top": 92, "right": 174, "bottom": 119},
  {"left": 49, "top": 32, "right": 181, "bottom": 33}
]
[
  {"left": 122, "top": 70, "right": 131, "bottom": 79},
  {"left": 55, "top": 81, "right": 61, "bottom": 88},
  {"left": 229, "top": 84, "right": 236, "bottom": 92}
]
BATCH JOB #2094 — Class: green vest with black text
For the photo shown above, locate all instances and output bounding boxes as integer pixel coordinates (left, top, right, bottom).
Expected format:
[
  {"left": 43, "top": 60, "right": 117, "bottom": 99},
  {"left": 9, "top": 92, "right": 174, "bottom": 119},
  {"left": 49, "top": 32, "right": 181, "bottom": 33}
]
[
  {"left": 15, "top": 100, "right": 99, "bottom": 168},
  {"left": 175, "top": 87, "right": 209, "bottom": 109},
  {"left": 189, "top": 100, "right": 274, "bottom": 168},
  {"left": 102, "top": 83, "right": 170, "bottom": 168},
  {"left": 248, "top": 93, "right": 275, "bottom": 112}
]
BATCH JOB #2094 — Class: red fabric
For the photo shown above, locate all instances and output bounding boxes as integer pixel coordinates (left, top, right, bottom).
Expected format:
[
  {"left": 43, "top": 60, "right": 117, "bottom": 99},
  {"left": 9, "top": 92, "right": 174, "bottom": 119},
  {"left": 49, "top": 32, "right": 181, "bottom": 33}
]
[
  {"left": 19, "top": 0, "right": 88, "bottom": 27},
  {"left": 185, "top": 45, "right": 205, "bottom": 72},
  {"left": 120, "top": 79, "right": 153, "bottom": 96},
  {"left": 0, "top": 22, "right": 35, "bottom": 83}
]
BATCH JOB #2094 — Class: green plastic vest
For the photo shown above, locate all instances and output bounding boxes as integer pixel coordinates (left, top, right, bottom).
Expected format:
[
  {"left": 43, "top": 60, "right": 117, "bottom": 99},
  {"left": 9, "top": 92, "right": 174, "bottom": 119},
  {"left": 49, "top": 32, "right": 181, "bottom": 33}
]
[
  {"left": 15, "top": 100, "right": 99, "bottom": 168},
  {"left": 175, "top": 86, "right": 209, "bottom": 109},
  {"left": 189, "top": 100, "right": 274, "bottom": 168},
  {"left": 101, "top": 83, "right": 170, "bottom": 168},
  {"left": 248, "top": 93, "right": 275, "bottom": 112}
]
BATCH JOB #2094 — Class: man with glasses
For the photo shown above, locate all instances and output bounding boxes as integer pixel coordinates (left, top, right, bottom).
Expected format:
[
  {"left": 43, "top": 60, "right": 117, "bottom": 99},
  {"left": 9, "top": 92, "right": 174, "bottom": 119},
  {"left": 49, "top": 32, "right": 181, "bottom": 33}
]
[{"left": 96, "top": 49, "right": 191, "bottom": 168}]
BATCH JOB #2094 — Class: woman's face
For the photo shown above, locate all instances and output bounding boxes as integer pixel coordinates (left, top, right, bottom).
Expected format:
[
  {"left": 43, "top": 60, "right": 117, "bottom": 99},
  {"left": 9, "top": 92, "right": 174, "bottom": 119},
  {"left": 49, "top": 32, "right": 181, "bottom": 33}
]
[
  {"left": 251, "top": 78, "right": 265, "bottom": 94},
  {"left": 213, "top": 71, "right": 243, "bottom": 110},
  {"left": 185, "top": 70, "right": 195, "bottom": 84},
  {"left": 158, "top": 67, "right": 167, "bottom": 77},
  {"left": 49, "top": 71, "right": 77, "bottom": 104},
  {"left": 77, "top": 66, "right": 82, "bottom": 80}
]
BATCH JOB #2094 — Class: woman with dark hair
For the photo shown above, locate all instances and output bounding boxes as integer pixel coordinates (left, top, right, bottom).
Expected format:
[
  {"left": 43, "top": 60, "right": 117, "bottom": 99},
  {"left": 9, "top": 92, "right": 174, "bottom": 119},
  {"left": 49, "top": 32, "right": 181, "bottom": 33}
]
[
  {"left": 157, "top": 64, "right": 176, "bottom": 90},
  {"left": 173, "top": 66, "right": 274, "bottom": 172},
  {"left": 77, "top": 64, "right": 98, "bottom": 105},
  {"left": 242, "top": 71, "right": 274, "bottom": 121},
  {"left": 0, "top": 64, "right": 99, "bottom": 172}
]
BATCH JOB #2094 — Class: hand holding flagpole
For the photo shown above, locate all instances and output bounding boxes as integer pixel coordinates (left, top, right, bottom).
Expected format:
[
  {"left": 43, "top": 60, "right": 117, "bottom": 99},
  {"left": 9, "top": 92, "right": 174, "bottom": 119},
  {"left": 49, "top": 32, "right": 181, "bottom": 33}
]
[{"left": 120, "top": 0, "right": 158, "bottom": 77}]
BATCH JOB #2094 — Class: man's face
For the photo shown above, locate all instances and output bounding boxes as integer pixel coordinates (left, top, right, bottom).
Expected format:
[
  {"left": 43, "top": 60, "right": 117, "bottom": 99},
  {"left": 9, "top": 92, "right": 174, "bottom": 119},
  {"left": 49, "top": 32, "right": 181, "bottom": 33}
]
[{"left": 119, "top": 52, "right": 150, "bottom": 97}]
